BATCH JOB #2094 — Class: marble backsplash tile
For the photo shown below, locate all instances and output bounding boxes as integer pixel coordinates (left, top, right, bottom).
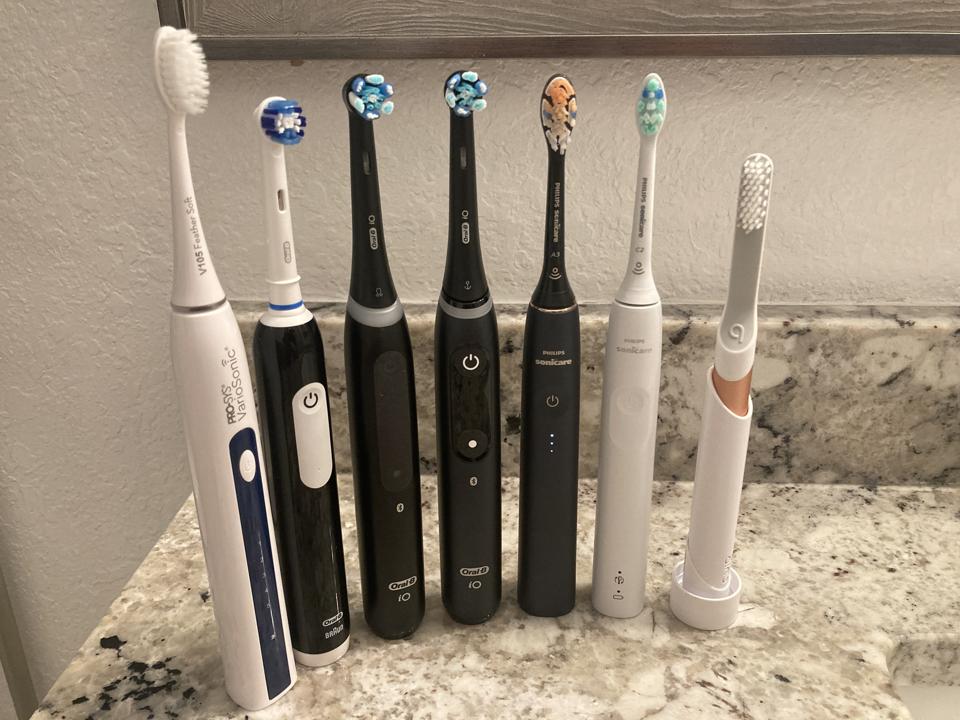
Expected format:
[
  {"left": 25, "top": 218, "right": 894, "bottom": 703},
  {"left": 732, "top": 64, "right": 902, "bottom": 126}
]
[{"left": 236, "top": 304, "right": 960, "bottom": 487}]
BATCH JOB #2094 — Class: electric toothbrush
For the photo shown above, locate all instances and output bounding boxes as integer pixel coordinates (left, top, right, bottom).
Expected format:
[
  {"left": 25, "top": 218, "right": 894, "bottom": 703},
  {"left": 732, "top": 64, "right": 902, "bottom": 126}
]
[
  {"left": 670, "top": 153, "right": 774, "bottom": 631},
  {"left": 154, "top": 28, "right": 295, "bottom": 709},
  {"left": 251, "top": 97, "right": 350, "bottom": 666},
  {"left": 592, "top": 74, "right": 666, "bottom": 618},
  {"left": 434, "top": 70, "right": 501, "bottom": 625},
  {"left": 342, "top": 74, "right": 425, "bottom": 639},
  {"left": 518, "top": 75, "right": 581, "bottom": 617}
]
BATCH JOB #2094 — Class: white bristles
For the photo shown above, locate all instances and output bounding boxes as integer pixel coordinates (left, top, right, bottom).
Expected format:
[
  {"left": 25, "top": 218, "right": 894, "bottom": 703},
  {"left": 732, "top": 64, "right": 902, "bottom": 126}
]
[
  {"left": 154, "top": 27, "right": 210, "bottom": 115},
  {"left": 736, "top": 153, "right": 773, "bottom": 233}
]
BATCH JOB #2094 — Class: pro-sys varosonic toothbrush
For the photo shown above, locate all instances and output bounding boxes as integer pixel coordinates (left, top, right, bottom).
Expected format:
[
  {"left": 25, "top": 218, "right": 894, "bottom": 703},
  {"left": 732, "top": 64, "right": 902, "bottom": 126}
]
[
  {"left": 670, "top": 153, "right": 774, "bottom": 631},
  {"left": 342, "top": 74, "right": 425, "bottom": 639},
  {"left": 251, "top": 98, "right": 350, "bottom": 666},
  {"left": 518, "top": 75, "right": 581, "bottom": 617},
  {"left": 153, "top": 28, "right": 295, "bottom": 709},
  {"left": 435, "top": 70, "right": 501, "bottom": 625},
  {"left": 592, "top": 74, "right": 666, "bottom": 618}
]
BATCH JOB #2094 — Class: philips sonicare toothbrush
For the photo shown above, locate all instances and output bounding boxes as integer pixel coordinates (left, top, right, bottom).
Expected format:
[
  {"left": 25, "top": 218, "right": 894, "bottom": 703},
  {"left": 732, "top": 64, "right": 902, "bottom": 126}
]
[
  {"left": 592, "top": 74, "right": 666, "bottom": 618},
  {"left": 435, "top": 71, "right": 502, "bottom": 625},
  {"left": 670, "top": 153, "right": 774, "bottom": 631},
  {"left": 251, "top": 98, "right": 350, "bottom": 666},
  {"left": 342, "top": 74, "right": 425, "bottom": 639},
  {"left": 154, "top": 28, "right": 295, "bottom": 709},
  {"left": 518, "top": 75, "right": 581, "bottom": 617}
]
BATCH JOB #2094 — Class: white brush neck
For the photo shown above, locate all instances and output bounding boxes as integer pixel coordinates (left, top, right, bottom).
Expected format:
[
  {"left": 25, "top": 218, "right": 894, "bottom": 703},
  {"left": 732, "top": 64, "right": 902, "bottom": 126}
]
[
  {"left": 259, "top": 140, "right": 304, "bottom": 312},
  {"left": 168, "top": 113, "right": 225, "bottom": 309},
  {"left": 616, "top": 137, "right": 660, "bottom": 306}
]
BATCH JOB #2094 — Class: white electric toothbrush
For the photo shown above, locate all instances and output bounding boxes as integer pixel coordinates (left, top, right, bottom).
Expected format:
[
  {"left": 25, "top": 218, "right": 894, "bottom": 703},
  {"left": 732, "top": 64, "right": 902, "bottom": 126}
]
[
  {"left": 592, "top": 74, "right": 666, "bottom": 618},
  {"left": 670, "top": 153, "right": 774, "bottom": 631},
  {"left": 154, "top": 27, "right": 296, "bottom": 708}
]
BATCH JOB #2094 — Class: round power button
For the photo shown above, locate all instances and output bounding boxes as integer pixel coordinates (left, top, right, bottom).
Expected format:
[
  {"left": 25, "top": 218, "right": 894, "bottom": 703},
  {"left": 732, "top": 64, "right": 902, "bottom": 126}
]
[
  {"left": 454, "top": 348, "right": 488, "bottom": 376},
  {"left": 238, "top": 449, "right": 257, "bottom": 482}
]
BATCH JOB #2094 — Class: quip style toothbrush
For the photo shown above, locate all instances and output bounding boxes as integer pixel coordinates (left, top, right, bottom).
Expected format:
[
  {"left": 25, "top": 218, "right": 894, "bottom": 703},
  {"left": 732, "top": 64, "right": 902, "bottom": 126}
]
[
  {"left": 434, "top": 71, "right": 502, "bottom": 625},
  {"left": 592, "top": 74, "right": 666, "bottom": 618},
  {"left": 342, "top": 74, "right": 425, "bottom": 639},
  {"left": 153, "top": 28, "right": 295, "bottom": 709},
  {"left": 251, "top": 98, "right": 350, "bottom": 666},
  {"left": 670, "top": 153, "right": 774, "bottom": 631},
  {"left": 518, "top": 75, "right": 581, "bottom": 617}
]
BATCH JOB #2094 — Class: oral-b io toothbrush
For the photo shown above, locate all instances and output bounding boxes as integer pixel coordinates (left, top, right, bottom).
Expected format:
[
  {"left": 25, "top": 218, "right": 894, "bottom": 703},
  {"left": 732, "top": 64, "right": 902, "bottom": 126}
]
[
  {"left": 518, "top": 75, "right": 581, "bottom": 618},
  {"left": 592, "top": 74, "right": 666, "bottom": 618},
  {"left": 342, "top": 74, "right": 425, "bottom": 639},
  {"left": 251, "top": 98, "right": 351, "bottom": 667},
  {"left": 434, "top": 70, "right": 501, "bottom": 625},
  {"left": 153, "top": 28, "right": 295, "bottom": 709},
  {"left": 670, "top": 153, "right": 774, "bottom": 631}
]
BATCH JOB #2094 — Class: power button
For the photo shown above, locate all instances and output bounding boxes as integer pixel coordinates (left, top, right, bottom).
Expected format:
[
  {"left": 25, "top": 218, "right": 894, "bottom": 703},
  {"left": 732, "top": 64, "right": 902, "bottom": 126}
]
[
  {"left": 238, "top": 449, "right": 257, "bottom": 482},
  {"left": 454, "top": 347, "right": 488, "bottom": 376}
]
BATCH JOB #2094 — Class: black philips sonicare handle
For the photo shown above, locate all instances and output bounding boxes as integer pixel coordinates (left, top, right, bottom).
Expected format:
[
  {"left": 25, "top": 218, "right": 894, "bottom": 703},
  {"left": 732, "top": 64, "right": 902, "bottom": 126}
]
[
  {"left": 435, "top": 302, "right": 501, "bottom": 623},
  {"left": 518, "top": 304, "right": 580, "bottom": 616},
  {"left": 344, "top": 313, "right": 424, "bottom": 639},
  {"left": 253, "top": 319, "right": 350, "bottom": 658}
]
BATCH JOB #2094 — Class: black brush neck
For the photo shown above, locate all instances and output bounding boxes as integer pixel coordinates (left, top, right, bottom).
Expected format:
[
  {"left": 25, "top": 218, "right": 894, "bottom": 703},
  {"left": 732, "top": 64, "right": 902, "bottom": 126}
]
[
  {"left": 348, "top": 111, "right": 398, "bottom": 309},
  {"left": 532, "top": 150, "right": 575, "bottom": 309},
  {"left": 442, "top": 114, "right": 488, "bottom": 306}
]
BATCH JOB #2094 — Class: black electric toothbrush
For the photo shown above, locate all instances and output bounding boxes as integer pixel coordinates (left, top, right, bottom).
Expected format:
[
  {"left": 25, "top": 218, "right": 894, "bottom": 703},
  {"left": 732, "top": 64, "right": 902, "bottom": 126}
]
[
  {"left": 434, "top": 70, "right": 501, "bottom": 625},
  {"left": 342, "top": 74, "right": 425, "bottom": 639},
  {"left": 517, "top": 75, "right": 581, "bottom": 617},
  {"left": 251, "top": 98, "right": 350, "bottom": 666}
]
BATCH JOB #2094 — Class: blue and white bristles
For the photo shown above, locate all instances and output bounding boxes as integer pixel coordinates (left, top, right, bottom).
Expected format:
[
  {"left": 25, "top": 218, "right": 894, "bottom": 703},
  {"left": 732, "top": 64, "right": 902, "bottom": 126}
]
[
  {"left": 444, "top": 70, "right": 488, "bottom": 117},
  {"left": 260, "top": 99, "right": 306, "bottom": 144},
  {"left": 347, "top": 74, "right": 395, "bottom": 120}
]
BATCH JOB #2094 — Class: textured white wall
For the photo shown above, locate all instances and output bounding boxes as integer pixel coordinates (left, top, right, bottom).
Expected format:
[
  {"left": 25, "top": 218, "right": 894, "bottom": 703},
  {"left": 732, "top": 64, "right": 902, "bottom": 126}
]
[{"left": 1, "top": 0, "right": 959, "bottom": 714}]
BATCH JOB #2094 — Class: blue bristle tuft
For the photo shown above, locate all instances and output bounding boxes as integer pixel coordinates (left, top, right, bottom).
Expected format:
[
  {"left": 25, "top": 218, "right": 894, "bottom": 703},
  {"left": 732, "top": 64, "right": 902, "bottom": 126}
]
[
  {"left": 443, "top": 69, "right": 488, "bottom": 117},
  {"left": 261, "top": 98, "right": 306, "bottom": 144},
  {"left": 347, "top": 74, "right": 395, "bottom": 120}
]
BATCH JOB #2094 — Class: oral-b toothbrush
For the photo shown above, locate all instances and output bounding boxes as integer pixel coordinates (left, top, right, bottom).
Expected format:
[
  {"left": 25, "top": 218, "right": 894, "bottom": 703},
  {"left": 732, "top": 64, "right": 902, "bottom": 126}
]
[
  {"left": 153, "top": 28, "right": 295, "bottom": 709},
  {"left": 342, "top": 74, "right": 425, "bottom": 639},
  {"left": 592, "top": 74, "right": 666, "bottom": 619},
  {"left": 670, "top": 153, "right": 774, "bottom": 631},
  {"left": 251, "top": 98, "right": 351, "bottom": 667},
  {"left": 434, "top": 70, "right": 501, "bottom": 625},
  {"left": 518, "top": 75, "right": 581, "bottom": 618}
]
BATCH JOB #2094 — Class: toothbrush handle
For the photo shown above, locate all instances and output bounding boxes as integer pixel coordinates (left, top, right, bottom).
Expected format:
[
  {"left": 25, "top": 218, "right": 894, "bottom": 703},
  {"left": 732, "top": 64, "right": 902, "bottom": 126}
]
[
  {"left": 253, "top": 317, "right": 351, "bottom": 664},
  {"left": 682, "top": 366, "right": 752, "bottom": 596},
  {"left": 518, "top": 304, "right": 580, "bottom": 616},
  {"left": 434, "top": 300, "right": 502, "bottom": 624},
  {"left": 170, "top": 302, "right": 295, "bottom": 710},
  {"left": 344, "top": 312, "right": 425, "bottom": 639},
  {"left": 592, "top": 301, "right": 662, "bottom": 617}
]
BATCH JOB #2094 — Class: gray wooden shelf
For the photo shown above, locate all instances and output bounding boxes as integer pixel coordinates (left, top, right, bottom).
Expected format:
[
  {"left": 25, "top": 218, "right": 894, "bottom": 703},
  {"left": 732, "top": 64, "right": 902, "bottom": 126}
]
[{"left": 157, "top": 1, "right": 960, "bottom": 58}]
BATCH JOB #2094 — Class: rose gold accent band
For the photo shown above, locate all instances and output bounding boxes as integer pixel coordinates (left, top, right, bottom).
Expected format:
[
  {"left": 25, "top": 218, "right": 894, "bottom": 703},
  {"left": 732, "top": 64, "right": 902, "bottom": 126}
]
[{"left": 712, "top": 367, "right": 752, "bottom": 417}]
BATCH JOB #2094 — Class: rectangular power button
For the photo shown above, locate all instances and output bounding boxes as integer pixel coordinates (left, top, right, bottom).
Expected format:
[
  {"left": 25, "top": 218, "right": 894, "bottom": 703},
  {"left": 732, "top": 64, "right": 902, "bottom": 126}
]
[{"left": 291, "top": 382, "right": 334, "bottom": 489}]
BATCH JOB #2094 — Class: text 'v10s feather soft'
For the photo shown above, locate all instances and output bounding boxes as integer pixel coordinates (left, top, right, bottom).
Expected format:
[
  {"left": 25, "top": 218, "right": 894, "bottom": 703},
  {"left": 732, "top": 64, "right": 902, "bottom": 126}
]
[
  {"left": 518, "top": 75, "right": 581, "bottom": 618},
  {"left": 250, "top": 97, "right": 351, "bottom": 667},
  {"left": 153, "top": 27, "right": 295, "bottom": 709},
  {"left": 434, "top": 70, "right": 501, "bottom": 625},
  {"left": 592, "top": 74, "right": 666, "bottom": 619},
  {"left": 342, "top": 74, "right": 425, "bottom": 639},
  {"left": 671, "top": 153, "right": 774, "bottom": 631}
]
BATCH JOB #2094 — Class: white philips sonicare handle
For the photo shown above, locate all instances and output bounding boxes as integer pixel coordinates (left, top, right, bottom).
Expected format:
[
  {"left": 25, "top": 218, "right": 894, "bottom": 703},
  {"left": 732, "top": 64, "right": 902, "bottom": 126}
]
[
  {"left": 681, "top": 366, "right": 752, "bottom": 596},
  {"left": 592, "top": 300, "right": 662, "bottom": 617},
  {"left": 171, "top": 302, "right": 296, "bottom": 710},
  {"left": 168, "top": 115, "right": 225, "bottom": 310},
  {"left": 616, "top": 140, "right": 660, "bottom": 307}
]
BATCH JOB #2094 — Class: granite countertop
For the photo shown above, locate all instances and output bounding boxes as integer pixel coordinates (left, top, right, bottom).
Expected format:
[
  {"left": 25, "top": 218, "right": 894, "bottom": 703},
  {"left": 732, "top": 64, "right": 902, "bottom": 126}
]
[{"left": 34, "top": 477, "right": 959, "bottom": 719}]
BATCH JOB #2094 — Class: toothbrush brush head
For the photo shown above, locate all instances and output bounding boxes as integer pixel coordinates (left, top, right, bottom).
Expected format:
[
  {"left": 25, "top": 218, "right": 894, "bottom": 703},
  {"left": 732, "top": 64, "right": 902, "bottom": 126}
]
[
  {"left": 344, "top": 74, "right": 394, "bottom": 120},
  {"left": 444, "top": 70, "right": 488, "bottom": 117},
  {"left": 637, "top": 73, "right": 666, "bottom": 136},
  {"left": 540, "top": 75, "right": 577, "bottom": 154},
  {"left": 260, "top": 99, "right": 306, "bottom": 145}
]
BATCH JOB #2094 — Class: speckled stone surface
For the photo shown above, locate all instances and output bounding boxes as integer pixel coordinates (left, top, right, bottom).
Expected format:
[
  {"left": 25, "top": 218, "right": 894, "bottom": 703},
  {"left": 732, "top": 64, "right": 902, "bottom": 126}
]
[
  {"left": 237, "top": 303, "right": 960, "bottom": 487},
  {"left": 34, "top": 478, "right": 959, "bottom": 719}
]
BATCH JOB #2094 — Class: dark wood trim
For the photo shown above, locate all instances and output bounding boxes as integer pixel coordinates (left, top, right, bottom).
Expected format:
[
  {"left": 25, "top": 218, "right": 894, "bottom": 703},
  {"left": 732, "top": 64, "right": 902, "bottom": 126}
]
[
  {"left": 156, "top": 0, "right": 186, "bottom": 28},
  {"left": 197, "top": 32, "right": 960, "bottom": 60}
]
